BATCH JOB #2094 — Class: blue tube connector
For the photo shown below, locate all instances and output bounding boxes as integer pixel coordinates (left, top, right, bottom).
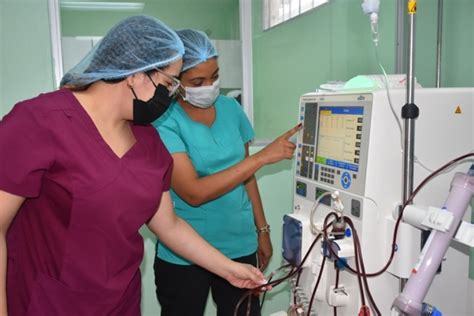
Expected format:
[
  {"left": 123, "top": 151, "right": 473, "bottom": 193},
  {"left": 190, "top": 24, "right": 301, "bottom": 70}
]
[{"left": 421, "top": 302, "right": 442, "bottom": 316}]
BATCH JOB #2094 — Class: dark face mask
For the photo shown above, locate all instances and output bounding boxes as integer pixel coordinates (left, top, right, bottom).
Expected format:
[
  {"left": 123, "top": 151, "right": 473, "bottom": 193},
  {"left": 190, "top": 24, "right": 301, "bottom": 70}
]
[{"left": 132, "top": 84, "right": 173, "bottom": 126}]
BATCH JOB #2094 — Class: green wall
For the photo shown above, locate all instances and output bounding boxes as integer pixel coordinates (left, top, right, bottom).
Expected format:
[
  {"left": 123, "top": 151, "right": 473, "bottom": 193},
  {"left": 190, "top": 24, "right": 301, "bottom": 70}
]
[
  {"left": 0, "top": 0, "right": 55, "bottom": 117},
  {"left": 61, "top": 0, "right": 240, "bottom": 39},
  {"left": 252, "top": 0, "right": 474, "bottom": 139},
  {"left": 252, "top": 0, "right": 397, "bottom": 139},
  {"left": 415, "top": 0, "right": 474, "bottom": 88}
]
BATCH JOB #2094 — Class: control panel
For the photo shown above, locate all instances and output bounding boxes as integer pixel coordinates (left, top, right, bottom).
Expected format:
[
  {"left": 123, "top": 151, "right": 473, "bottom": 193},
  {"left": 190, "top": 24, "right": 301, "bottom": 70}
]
[{"left": 295, "top": 93, "right": 373, "bottom": 201}]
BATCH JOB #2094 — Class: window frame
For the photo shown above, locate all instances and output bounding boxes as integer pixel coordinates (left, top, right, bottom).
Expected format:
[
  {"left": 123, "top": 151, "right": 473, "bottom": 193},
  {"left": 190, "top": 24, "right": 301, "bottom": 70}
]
[{"left": 263, "top": 0, "right": 329, "bottom": 30}]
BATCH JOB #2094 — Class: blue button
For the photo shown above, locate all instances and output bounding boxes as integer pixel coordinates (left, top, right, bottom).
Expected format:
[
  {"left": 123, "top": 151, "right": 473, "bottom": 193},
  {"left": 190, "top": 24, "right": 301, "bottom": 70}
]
[
  {"left": 345, "top": 228, "right": 352, "bottom": 237},
  {"left": 341, "top": 172, "right": 352, "bottom": 189}
]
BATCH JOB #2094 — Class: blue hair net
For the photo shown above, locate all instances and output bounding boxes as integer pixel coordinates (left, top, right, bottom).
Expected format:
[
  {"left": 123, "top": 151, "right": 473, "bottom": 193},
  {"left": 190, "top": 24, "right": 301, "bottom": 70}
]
[
  {"left": 177, "top": 29, "right": 218, "bottom": 72},
  {"left": 60, "top": 15, "right": 185, "bottom": 87}
]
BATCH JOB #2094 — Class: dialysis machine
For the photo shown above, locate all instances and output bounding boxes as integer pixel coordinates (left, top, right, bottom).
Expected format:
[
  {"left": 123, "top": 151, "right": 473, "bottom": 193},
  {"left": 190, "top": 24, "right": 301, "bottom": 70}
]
[{"left": 284, "top": 85, "right": 473, "bottom": 315}]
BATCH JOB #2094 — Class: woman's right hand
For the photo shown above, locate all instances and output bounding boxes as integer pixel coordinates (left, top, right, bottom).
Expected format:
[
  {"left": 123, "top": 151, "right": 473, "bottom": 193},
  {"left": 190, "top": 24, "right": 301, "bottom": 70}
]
[
  {"left": 223, "top": 261, "right": 269, "bottom": 290},
  {"left": 256, "top": 123, "right": 302, "bottom": 165}
]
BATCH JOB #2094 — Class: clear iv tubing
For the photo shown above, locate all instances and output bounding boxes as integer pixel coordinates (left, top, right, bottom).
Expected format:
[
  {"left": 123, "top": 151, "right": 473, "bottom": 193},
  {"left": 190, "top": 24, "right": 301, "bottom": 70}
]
[
  {"left": 372, "top": 25, "right": 438, "bottom": 174},
  {"left": 361, "top": 0, "right": 380, "bottom": 45},
  {"left": 310, "top": 191, "right": 337, "bottom": 235},
  {"left": 370, "top": 13, "right": 379, "bottom": 46}
]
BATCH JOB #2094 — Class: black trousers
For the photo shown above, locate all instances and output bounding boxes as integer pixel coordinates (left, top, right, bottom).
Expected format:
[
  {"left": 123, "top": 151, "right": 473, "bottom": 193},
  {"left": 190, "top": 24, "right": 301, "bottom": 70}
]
[{"left": 154, "top": 253, "right": 260, "bottom": 316}]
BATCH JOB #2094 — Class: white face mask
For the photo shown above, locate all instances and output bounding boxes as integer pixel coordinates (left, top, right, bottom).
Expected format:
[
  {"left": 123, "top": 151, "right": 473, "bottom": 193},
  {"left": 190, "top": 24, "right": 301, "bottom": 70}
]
[{"left": 182, "top": 79, "right": 220, "bottom": 108}]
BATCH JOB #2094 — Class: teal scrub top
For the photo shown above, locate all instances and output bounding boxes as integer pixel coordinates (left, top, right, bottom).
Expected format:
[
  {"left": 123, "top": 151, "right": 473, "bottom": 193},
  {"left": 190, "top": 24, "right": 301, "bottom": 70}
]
[{"left": 153, "top": 95, "right": 257, "bottom": 265}]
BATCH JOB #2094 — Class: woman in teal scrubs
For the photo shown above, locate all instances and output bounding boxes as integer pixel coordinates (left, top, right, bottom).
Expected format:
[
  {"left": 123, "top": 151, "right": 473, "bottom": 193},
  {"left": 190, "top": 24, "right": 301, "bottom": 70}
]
[{"left": 153, "top": 29, "right": 301, "bottom": 316}]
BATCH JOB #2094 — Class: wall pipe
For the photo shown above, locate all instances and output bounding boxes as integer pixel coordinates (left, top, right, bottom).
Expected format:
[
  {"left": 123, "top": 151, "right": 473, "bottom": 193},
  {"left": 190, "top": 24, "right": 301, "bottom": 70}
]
[{"left": 435, "top": 0, "right": 443, "bottom": 88}]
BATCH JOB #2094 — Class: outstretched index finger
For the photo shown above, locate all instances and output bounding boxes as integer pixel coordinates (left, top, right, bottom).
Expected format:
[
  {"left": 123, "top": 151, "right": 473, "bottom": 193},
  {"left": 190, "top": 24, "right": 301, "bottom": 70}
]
[{"left": 281, "top": 123, "right": 303, "bottom": 140}]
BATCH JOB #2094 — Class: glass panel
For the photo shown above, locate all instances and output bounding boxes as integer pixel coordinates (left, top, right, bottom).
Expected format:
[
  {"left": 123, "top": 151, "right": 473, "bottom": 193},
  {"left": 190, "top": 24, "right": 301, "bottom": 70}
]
[
  {"left": 269, "top": 0, "right": 282, "bottom": 27},
  {"left": 301, "top": 0, "right": 313, "bottom": 13},
  {"left": 290, "top": 0, "right": 300, "bottom": 18}
]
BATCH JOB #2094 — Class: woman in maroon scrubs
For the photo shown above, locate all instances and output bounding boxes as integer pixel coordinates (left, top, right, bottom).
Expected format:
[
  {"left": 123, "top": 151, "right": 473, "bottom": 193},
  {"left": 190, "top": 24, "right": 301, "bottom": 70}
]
[{"left": 0, "top": 16, "right": 265, "bottom": 316}]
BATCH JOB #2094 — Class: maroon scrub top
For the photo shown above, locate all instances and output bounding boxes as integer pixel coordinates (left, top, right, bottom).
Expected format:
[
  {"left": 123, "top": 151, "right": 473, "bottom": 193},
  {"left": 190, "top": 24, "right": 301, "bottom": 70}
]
[{"left": 0, "top": 89, "right": 172, "bottom": 316}]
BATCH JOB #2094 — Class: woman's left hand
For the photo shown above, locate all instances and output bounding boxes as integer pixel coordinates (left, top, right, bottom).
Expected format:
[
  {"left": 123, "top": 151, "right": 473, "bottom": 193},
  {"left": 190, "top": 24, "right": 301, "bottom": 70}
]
[{"left": 257, "top": 233, "right": 273, "bottom": 271}]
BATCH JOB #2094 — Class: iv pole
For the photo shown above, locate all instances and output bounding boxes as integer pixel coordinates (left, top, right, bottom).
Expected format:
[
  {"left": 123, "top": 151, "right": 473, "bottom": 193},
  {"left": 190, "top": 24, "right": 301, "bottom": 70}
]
[{"left": 400, "top": 0, "right": 419, "bottom": 292}]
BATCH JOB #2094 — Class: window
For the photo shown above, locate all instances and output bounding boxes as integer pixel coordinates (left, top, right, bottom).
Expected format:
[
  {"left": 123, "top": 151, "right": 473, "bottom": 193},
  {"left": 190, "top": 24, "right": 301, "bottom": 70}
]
[{"left": 263, "top": 0, "right": 328, "bottom": 30}]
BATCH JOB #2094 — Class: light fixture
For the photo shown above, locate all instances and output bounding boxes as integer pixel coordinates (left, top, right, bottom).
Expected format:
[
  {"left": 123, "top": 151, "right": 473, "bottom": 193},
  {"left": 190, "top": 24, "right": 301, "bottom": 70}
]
[{"left": 60, "top": 1, "right": 145, "bottom": 11}]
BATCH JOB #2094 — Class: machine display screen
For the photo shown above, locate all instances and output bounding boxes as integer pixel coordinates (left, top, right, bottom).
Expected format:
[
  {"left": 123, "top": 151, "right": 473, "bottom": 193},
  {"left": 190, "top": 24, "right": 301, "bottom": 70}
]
[{"left": 315, "top": 106, "right": 364, "bottom": 172}]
